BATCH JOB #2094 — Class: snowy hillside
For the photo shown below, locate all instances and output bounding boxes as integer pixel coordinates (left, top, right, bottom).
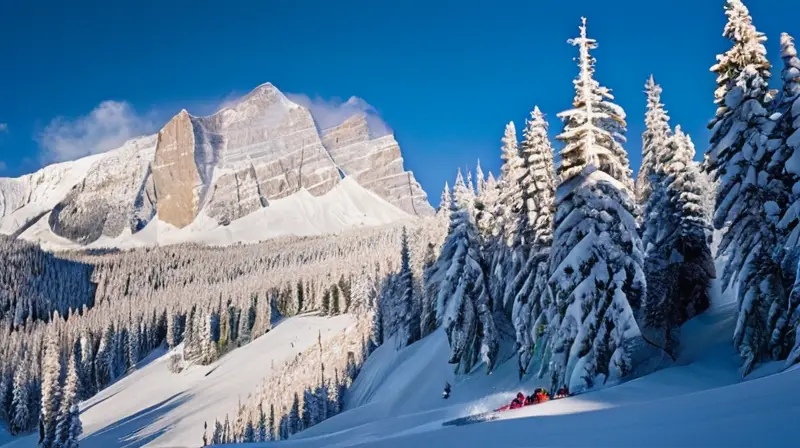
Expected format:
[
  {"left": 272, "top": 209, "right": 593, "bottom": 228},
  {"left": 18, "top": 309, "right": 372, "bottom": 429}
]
[
  {"left": 3, "top": 298, "right": 797, "bottom": 448},
  {"left": 258, "top": 303, "right": 797, "bottom": 447},
  {"left": 2, "top": 314, "right": 353, "bottom": 448},
  {"left": 16, "top": 176, "right": 411, "bottom": 250}
]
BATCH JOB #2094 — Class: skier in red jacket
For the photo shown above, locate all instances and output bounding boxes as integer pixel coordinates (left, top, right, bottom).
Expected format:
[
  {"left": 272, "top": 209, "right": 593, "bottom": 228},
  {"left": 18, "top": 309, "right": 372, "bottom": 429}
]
[{"left": 510, "top": 392, "right": 525, "bottom": 409}]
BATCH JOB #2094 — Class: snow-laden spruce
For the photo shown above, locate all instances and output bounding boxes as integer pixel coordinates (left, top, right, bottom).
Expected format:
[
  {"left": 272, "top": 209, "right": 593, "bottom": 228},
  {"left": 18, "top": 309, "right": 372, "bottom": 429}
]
[
  {"left": 510, "top": 107, "right": 557, "bottom": 376},
  {"left": 476, "top": 164, "right": 500, "bottom": 242},
  {"left": 706, "top": 0, "right": 788, "bottom": 374},
  {"left": 543, "top": 18, "right": 645, "bottom": 393},
  {"left": 41, "top": 327, "right": 62, "bottom": 448},
  {"left": 643, "top": 126, "right": 715, "bottom": 356},
  {"left": 452, "top": 168, "right": 475, "bottom": 212},
  {"left": 488, "top": 122, "right": 527, "bottom": 314},
  {"left": 426, "top": 192, "right": 498, "bottom": 373},
  {"left": 774, "top": 32, "right": 800, "bottom": 367},
  {"left": 638, "top": 76, "right": 672, "bottom": 245}
]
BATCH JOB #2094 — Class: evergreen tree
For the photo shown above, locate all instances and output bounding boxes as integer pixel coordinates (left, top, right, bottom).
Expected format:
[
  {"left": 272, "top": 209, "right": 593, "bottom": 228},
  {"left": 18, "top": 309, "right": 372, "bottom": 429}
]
[
  {"left": 706, "top": 0, "right": 784, "bottom": 375},
  {"left": 268, "top": 403, "right": 276, "bottom": 441},
  {"left": 496, "top": 121, "right": 525, "bottom": 246},
  {"left": 428, "top": 194, "right": 498, "bottom": 373},
  {"left": 400, "top": 227, "right": 420, "bottom": 346},
  {"left": 289, "top": 392, "right": 301, "bottom": 435},
  {"left": 452, "top": 168, "right": 474, "bottom": 212},
  {"left": 64, "top": 404, "right": 82, "bottom": 448},
  {"left": 41, "top": 329, "right": 62, "bottom": 448},
  {"left": 10, "top": 366, "right": 31, "bottom": 435},
  {"left": 243, "top": 419, "right": 255, "bottom": 443},
  {"left": 0, "top": 368, "right": 12, "bottom": 423},
  {"left": 775, "top": 32, "right": 800, "bottom": 366},
  {"left": 637, "top": 76, "right": 672, "bottom": 209},
  {"left": 511, "top": 106, "right": 556, "bottom": 376},
  {"left": 475, "top": 160, "right": 487, "bottom": 197},
  {"left": 639, "top": 76, "right": 673, "bottom": 252},
  {"left": 545, "top": 18, "right": 644, "bottom": 393},
  {"left": 643, "top": 127, "right": 715, "bottom": 356},
  {"left": 256, "top": 403, "right": 267, "bottom": 442},
  {"left": 212, "top": 419, "right": 223, "bottom": 445},
  {"left": 55, "top": 352, "right": 80, "bottom": 447},
  {"left": 79, "top": 332, "right": 95, "bottom": 399},
  {"left": 476, "top": 170, "right": 500, "bottom": 241}
]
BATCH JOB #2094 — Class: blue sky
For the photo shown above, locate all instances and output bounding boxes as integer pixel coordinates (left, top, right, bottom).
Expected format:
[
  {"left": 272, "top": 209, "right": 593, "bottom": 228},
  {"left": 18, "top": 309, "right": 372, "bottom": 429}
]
[{"left": 0, "top": 0, "right": 796, "bottom": 205}]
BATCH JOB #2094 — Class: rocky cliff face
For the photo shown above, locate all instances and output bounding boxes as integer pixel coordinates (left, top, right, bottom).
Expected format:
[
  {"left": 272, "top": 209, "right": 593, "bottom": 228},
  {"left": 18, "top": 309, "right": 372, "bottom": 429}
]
[
  {"left": 321, "top": 114, "right": 431, "bottom": 216},
  {"left": 0, "top": 83, "right": 432, "bottom": 245}
]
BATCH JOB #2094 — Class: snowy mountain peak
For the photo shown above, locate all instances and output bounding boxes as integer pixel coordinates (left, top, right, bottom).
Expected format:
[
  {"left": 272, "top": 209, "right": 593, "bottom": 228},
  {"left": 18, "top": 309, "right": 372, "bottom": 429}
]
[{"left": 0, "top": 82, "right": 433, "bottom": 247}]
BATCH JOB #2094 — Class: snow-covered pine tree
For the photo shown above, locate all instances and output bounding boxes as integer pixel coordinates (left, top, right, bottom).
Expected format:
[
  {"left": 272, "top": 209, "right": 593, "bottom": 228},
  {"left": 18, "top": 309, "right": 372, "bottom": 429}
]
[
  {"left": 430, "top": 193, "right": 498, "bottom": 373},
  {"left": 495, "top": 121, "right": 525, "bottom": 246},
  {"left": 476, "top": 171, "right": 500, "bottom": 241},
  {"left": 78, "top": 331, "right": 94, "bottom": 400},
  {"left": 399, "top": 227, "right": 420, "bottom": 347},
  {"left": 637, "top": 76, "right": 672, "bottom": 210},
  {"left": 639, "top": 76, "right": 673, "bottom": 252},
  {"left": 212, "top": 419, "right": 223, "bottom": 445},
  {"left": 41, "top": 328, "right": 62, "bottom": 448},
  {"left": 55, "top": 351, "right": 80, "bottom": 447},
  {"left": 0, "top": 367, "right": 11, "bottom": 423},
  {"left": 268, "top": 403, "right": 276, "bottom": 441},
  {"left": 474, "top": 160, "right": 486, "bottom": 196},
  {"left": 452, "top": 168, "right": 473, "bottom": 212},
  {"left": 243, "top": 419, "right": 255, "bottom": 443},
  {"left": 774, "top": 32, "right": 800, "bottom": 366},
  {"left": 64, "top": 404, "right": 82, "bottom": 448},
  {"left": 256, "top": 403, "right": 267, "bottom": 442},
  {"left": 545, "top": 18, "right": 644, "bottom": 393},
  {"left": 643, "top": 127, "right": 715, "bottom": 355},
  {"left": 488, "top": 122, "right": 527, "bottom": 312},
  {"left": 511, "top": 106, "right": 556, "bottom": 376},
  {"left": 706, "top": 0, "right": 785, "bottom": 375},
  {"left": 10, "top": 365, "right": 31, "bottom": 435}
]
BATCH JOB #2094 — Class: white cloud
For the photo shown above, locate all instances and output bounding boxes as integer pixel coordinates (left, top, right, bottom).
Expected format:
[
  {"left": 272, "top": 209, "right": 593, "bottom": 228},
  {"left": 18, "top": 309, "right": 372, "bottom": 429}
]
[
  {"left": 286, "top": 93, "right": 392, "bottom": 137},
  {"left": 38, "top": 101, "right": 157, "bottom": 163}
]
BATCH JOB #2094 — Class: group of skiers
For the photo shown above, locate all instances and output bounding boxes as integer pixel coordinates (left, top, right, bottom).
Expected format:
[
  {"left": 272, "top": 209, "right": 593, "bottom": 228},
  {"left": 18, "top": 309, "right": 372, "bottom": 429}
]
[
  {"left": 443, "top": 382, "right": 570, "bottom": 411},
  {"left": 505, "top": 386, "right": 567, "bottom": 410}
]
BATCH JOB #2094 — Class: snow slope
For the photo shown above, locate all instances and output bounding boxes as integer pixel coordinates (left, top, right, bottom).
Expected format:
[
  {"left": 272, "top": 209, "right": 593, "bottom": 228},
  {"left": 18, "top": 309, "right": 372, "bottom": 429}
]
[
  {"left": 17, "top": 177, "right": 411, "bottom": 250},
  {"left": 2, "top": 314, "right": 353, "bottom": 448},
  {"left": 250, "top": 302, "right": 796, "bottom": 447}
]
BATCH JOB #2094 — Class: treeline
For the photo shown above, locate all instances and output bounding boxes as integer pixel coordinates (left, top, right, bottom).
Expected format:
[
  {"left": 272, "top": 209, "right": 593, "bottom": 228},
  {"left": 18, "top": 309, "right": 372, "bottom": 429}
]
[{"left": 0, "top": 236, "right": 95, "bottom": 328}]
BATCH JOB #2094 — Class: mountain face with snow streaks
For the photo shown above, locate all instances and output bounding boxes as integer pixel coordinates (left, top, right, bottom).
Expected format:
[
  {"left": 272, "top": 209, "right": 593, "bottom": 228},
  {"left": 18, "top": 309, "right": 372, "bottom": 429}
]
[{"left": 0, "top": 83, "right": 433, "bottom": 246}]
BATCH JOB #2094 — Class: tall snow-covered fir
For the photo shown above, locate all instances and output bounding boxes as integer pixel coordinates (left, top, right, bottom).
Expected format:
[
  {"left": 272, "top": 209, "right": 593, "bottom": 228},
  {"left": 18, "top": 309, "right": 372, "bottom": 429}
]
[
  {"left": 545, "top": 17, "right": 644, "bottom": 393},
  {"left": 510, "top": 106, "right": 557, "bottom": 376},
  {"left": 642, "top": 124, "right": 715, "bottom": 356},
  {"left": 426, "top": 190, "right": 498, "bottom": 373},
  {"left": 705, "top": 0, "right": 788, "bottom": 374},
  {"left": 775, "top": 32, "right": 800, "bottom": 366},
  {"left": 639, "top": 76, "right": 673, "bottom": 246}
]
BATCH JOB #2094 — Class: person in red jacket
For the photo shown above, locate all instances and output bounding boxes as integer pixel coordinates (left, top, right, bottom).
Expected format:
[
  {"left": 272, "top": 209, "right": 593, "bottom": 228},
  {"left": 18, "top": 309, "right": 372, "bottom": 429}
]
[
  {"left": 555, "top": 386, "right": 569, "bottom": 399},
  {"left": 510, "top": 392, "right": 525, "bottom": 409}
]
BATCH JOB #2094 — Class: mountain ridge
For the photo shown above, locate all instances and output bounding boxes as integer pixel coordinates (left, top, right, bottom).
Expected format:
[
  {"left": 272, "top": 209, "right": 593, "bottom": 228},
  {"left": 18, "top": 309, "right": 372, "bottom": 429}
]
[{"left": 0, "top": 83, "right": 433, "bottom": 246}]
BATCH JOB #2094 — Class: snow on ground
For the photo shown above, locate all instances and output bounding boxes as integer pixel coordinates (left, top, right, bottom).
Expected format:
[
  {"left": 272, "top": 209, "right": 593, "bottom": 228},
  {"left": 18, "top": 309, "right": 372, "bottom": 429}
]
[
  {"left": 244, "top": 302, "right": 796, "bottom": 447},
  {"left": 5, "top": 287, "right": 798, "bottom": 447},
  {"left": 2, "top": 314, "right": 353, "bottom": 448},
  {"left": 18, "top": 176, "right": 411, "bottom": 250}
]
